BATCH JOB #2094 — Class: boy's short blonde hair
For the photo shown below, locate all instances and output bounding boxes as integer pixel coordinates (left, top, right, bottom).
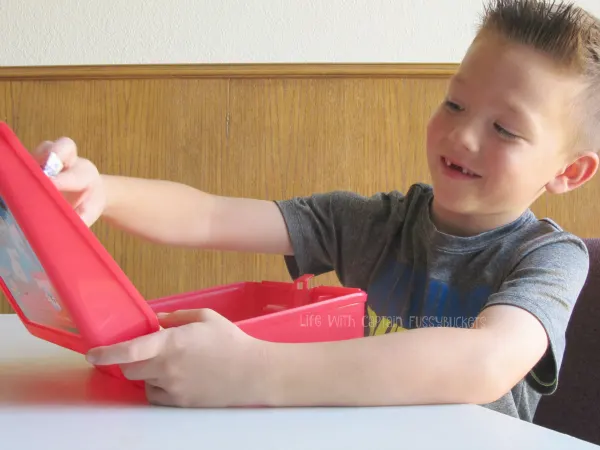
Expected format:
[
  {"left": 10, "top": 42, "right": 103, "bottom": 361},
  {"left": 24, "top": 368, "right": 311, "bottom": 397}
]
[{"left": 478, "top": 0, "right": 600, "bottom": 151}]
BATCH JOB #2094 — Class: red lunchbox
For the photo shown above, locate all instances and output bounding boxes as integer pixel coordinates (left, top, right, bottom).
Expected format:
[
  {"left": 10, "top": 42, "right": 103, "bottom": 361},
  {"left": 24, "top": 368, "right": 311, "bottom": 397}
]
[{"left": 0, "top": 122, "right": 367, "bottom": 381}]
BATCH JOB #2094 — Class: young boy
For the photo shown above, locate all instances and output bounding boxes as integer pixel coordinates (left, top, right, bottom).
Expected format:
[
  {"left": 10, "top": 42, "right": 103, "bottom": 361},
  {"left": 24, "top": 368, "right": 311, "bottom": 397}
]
[{"left": 35, "top": 0, "right": 600, "bottom": 422}]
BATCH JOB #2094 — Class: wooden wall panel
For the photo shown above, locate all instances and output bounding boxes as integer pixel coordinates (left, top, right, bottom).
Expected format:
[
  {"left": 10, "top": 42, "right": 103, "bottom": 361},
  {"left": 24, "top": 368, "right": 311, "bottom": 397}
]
[
  {"left": 0, "top": 64, "right": 598, "bottom": 314},
  {"left": 0, "top": 78, "right": 231, "bottom": 312}
]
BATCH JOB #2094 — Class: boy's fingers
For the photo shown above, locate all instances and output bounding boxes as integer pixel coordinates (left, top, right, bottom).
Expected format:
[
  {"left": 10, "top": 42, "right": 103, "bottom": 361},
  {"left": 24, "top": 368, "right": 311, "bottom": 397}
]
[
  {"left": 51, "top": 158, "right": 97, "bottom": 192},
  {"left": 119, "top": 359, "right": 161, "bottom": 381},
  {"left": 158, "top": 308, "right": 221, "bottom": 328},
  {"left": 75, "top": 199, "right": 103, "bottom": 227},
  {"left": 145, "top": 384, "right": 173, "bottom": 406},
  {"left": 47, "top": 137, "right": 78, "bottom": 169},
  {"left": 33, "top": 138, "right": 78, "bottom": 169},
  {"left": 32, "top": 141, "right": 54, "bottom": 165},
  {"left": 86, "top": 331, "right": 166, "bottom": 366}
]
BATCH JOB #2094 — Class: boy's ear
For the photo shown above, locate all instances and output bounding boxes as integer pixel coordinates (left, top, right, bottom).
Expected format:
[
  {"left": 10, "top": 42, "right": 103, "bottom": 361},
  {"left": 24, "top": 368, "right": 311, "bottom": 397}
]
[{"left": 546, "top": 151, "right": 599, "bottom": 194}]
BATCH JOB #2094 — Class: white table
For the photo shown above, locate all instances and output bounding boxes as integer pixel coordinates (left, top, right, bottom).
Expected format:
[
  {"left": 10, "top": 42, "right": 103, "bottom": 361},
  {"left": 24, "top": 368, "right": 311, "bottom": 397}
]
[{"left": 0, "top": 314, "right": 597, "bottom": 450}]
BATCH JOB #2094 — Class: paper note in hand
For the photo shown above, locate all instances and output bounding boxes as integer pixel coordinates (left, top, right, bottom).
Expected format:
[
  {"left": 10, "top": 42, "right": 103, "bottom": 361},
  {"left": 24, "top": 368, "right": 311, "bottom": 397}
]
[{"left": 42, "top": 152, "right": 63, "bottom": 178}]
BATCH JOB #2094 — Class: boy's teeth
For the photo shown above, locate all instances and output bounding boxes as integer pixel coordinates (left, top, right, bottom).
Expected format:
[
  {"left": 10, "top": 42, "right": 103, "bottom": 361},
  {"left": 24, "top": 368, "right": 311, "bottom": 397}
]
[{"left": 445, "top": 157, "right": 476, "bottom": 176}]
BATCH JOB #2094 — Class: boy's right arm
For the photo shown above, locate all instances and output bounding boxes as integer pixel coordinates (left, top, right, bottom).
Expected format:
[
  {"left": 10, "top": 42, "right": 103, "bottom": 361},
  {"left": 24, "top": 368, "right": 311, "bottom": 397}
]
[
  {"left": 101, "top": 175, "right": 293, "bottom": 255},
  {"left": 38, "top": 138, "right": 293, "bottom": 256}
]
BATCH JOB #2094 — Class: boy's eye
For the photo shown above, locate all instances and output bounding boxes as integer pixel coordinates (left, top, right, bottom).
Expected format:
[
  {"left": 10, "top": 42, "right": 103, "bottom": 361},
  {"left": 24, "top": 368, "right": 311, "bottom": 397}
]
[
  {"left": 444, "top": 100, "right": 464, "bottom": 112},
  {"left": 494, "top": 123, "right": 519, "bottom": 140}
]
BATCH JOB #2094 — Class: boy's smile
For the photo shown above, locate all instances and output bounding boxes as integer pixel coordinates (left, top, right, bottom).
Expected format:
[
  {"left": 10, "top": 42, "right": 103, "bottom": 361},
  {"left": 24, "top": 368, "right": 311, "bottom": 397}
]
[
  {"left": 439, "top": 156, "right": 482, "bottom": 179},
  {"left": 425, "top": 30, "right": 597, "bottom": 236}
]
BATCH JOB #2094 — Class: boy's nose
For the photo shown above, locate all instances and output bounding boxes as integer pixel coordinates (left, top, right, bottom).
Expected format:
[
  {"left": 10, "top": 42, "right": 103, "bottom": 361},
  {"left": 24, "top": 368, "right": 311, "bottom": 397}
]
[{"left": 447, "top": 123, "right": 480, "bottom": 154}]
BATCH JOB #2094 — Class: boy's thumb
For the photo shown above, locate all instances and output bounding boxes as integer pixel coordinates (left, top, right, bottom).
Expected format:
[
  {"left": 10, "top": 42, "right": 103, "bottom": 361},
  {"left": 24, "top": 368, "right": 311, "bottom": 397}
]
[{"left": 157, "top": 309, "right": 215, "bottom": 328}]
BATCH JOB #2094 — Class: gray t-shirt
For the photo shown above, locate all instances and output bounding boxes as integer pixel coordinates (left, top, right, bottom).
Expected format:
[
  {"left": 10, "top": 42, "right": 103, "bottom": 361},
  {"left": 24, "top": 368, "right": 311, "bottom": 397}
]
[{"left": 275, "top": 182, "right": 589, "bottom": 422}]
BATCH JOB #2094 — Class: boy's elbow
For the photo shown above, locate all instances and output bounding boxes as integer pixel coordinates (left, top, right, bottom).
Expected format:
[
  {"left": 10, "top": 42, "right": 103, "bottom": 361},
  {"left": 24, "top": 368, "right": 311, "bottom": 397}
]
[{"left": 465, "top": 353, "right": 520, "bottom": 405}]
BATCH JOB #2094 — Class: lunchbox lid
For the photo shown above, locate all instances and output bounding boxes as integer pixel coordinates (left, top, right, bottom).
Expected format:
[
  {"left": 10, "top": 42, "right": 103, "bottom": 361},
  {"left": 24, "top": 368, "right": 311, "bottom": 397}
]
[{"left": 0, "top": 122, "right": 159, "bottom": 355}]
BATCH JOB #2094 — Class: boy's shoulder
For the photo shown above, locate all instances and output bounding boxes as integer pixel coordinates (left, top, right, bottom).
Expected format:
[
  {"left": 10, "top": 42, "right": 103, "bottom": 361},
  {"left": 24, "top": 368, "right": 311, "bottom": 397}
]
[
  {"left": 386, "top": 182, "right": 587, "bottom": 256},
  {"left": 298, "top": 181, "right": 588, "bottom": 256},
  {"left": 276, "top": 182, "right": 589, "bottom": 287}
]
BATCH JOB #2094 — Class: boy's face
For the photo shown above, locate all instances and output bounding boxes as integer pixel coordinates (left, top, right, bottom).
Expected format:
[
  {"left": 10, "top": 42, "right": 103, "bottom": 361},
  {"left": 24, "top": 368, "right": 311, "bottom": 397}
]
[{"left": 426, "top": 31, "right": 595, "bottom": 233}]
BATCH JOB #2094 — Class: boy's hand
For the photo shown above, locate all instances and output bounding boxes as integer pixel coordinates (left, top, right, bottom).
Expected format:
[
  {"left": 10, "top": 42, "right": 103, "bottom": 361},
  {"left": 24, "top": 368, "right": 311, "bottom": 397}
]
[
  {"left": 86, "top": 309, "right": 272, "bottom": 407},
  {"left": 33, "top": 138, "right": 105, "bottom": 227}
]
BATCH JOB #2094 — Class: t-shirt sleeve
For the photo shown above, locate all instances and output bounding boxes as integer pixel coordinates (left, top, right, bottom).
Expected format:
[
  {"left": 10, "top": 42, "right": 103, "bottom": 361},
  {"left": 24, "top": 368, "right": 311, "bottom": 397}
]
[
  {"left": 274, "top": 189, "right": 409, "bottom": 289},
  {"left": 483, "top": 232, "right": 589, "bottom": 395}
]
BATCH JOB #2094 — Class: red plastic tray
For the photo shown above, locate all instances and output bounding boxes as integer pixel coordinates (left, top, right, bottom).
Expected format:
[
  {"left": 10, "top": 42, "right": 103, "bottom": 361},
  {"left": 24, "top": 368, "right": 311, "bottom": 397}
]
[
  {"left": 0, "top": 121, "right": 367, "bottom": 382},
  {"left": 148, "top": 275, "right": 367, "bottom": 343}
]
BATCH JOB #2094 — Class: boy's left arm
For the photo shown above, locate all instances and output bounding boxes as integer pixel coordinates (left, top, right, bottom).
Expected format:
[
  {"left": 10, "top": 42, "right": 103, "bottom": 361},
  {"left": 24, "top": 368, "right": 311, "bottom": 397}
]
[
  {"left": 87, "top": 235, "right": 588, "bottom": 408},
  {"left": 263, "top": 303, "right": 548, "bottom": 407},
  {"left": 265, "top": 234, "right": 588, "bottom": 407}
]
